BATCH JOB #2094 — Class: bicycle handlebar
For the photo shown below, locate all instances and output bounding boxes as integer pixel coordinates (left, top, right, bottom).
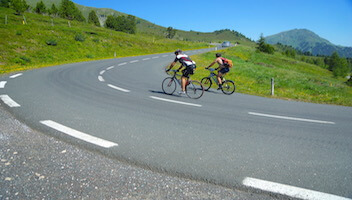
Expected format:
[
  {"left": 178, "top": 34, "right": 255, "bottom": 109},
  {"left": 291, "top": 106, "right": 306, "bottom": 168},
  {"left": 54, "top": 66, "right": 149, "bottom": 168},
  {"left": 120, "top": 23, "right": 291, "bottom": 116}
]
[{"left": 206, "top": 68, "right": 216, "bottom": 72}]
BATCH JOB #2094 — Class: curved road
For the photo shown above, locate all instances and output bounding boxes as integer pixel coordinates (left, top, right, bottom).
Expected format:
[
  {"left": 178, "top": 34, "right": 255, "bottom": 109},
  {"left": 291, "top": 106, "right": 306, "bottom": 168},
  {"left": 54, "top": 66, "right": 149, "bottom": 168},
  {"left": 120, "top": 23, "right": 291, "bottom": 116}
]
[{"left": 1, "top": 48, "right": 352, "bottom": 199}]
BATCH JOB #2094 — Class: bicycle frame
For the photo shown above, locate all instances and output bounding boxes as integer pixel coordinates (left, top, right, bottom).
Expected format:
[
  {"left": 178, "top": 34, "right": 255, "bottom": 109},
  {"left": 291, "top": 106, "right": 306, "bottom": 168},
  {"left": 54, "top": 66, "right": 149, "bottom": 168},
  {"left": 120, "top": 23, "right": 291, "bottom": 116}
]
[
  {"left": 205, "top": 69, "right": 225, "bottom": 86},
  {"left": 163, "top": 69, "right": 204, "bottom": 99}
]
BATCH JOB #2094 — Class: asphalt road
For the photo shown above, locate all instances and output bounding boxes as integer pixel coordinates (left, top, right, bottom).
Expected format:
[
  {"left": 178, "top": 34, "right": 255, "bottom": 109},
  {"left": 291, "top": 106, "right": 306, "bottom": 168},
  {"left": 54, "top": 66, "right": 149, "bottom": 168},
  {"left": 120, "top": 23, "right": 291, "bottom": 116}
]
[{"left": 1, "top": 47, "right": 352, "bottom": 199}]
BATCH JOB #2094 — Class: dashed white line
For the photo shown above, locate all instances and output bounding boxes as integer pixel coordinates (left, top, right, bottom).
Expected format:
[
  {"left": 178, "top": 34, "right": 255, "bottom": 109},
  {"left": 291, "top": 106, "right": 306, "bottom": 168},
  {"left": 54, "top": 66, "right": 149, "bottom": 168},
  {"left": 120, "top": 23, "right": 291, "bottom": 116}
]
[
  {"left": 10, "top": 73, "right": 23, "bottom": 79},
  {"left": 107, "top": 84, "right": 130, "bottom": 93},
  {"left": 142, "top": 58, "right": 151, "bottom": 61},
  {"left": 248, "top": 112, "right": 335, "bottom": 124},
  {"left": 107, "top": 66, "right": 115, "bottom": 70},
  {"left": 99, "top": 70, "right": 106, "bottom": 75},
  {"left": 118, "top": 62, "right": 127, "bottom": 66},
  {"left": 0, "top": 95, "right": 21, "bottom": 107},
  {"left": 152, "top": 56, "right": 159, "bottom": 59},
  {"left": 0, "top": 81, "right": 7, "bottom": 88},
  {"left": 150, "top": 96, "right": 202, "bottom": 107},
  {"left": 162, "top": 55, "right": 168, "bottom": 57},
  {"left": 243, "top": 177, "right": 351, "bottom": 200},
  {"left": 130, "top": 60, "right": 139, "bottom": 63},
  {"left": 40, "top": 120, "right": 118, "bottom": 148},
  {"left": 98, "top": 76, "right": 105, "bottom": 82}
]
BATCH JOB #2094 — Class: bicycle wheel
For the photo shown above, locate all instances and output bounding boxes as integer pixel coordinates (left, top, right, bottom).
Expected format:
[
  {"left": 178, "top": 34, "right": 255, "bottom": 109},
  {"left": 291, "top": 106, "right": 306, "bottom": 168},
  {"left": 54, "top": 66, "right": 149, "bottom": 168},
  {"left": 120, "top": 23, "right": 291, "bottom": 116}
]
[
  {"left": 186, "top": 80, "right": 204, "bottom": 99},
  {"left": 200, "top": 77, "right": 212, "bottom": 91},
  {"left": 162, "top": 77, "right": 177, "bottom": 95},
  {"left": 221, "top": 80, "right": 235, "bottom": 95}
]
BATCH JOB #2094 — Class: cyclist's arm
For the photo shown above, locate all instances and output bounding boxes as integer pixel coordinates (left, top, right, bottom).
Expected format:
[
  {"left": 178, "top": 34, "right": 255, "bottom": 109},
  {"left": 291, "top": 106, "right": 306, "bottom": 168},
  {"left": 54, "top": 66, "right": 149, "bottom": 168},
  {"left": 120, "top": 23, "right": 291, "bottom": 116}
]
[
  {"left": 176, "top": 64, "right": 183, "bottom": 71},
  {"left": 206, "top": 61, "right": 216, "bottom": 69},
  {"left": 167, "top": 61, "right": 177, "bottom": 71}
]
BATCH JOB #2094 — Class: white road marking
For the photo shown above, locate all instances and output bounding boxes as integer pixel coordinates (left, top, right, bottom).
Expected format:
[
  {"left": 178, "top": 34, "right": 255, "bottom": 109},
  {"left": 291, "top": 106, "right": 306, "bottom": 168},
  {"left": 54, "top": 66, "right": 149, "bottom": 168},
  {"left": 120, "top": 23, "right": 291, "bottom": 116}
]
[
  {"left": 130, "top": 60, "right": 139, "bottom": 63},
  {"left": 0, "top": 81, "right": 7, "bottom": 88},
  {"left": 99, "top": 70, "right": 106, "bottom": 75},
  {"left": 142, "top": 58, "right": 151, "bottom": 61},
  {"left": 118, "top": 62, "right": 127, "bottom": 66},
  {"left": 106, "top": 66, "right": 115, "bottom": 70},
  {"left": 10, "top": 73, "right": 23, "bottom": 79},
  {"left": 150, "top": 96, "right": 202, "bottom": 107},
  {"left": 98, "top": 76, "right": 105, "bottom": 82},
  {"left": 0, "top": 95, "right": 21, "bottom": 107},
  {"left": 248, "top": 112, "right": 335, "bottom": 124},
  {"left": 243, "top": 177, "right": 351, "bottom": 200},
  {"left": 107, "top": 84, "right": 130, "bottom": 93},
  {"left": 40, "top": 120, "right": 118, "bottom": 148},
  {"left": 152, "top": 56, "right": 159, "bottom": 59},
  {"left": 162, "top": 55, "right": 168, "bottom": 57}
]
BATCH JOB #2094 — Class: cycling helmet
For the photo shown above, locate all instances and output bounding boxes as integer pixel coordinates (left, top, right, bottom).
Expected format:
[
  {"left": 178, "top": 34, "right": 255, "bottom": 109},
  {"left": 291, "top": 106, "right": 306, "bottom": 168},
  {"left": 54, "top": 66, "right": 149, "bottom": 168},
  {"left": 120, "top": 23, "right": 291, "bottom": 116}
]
[
  {"left": 174, "top": 49, "right": 182, "bottom": 54},
  {"left": 216, "top": 53, "right": 221, "bottom": 57}
]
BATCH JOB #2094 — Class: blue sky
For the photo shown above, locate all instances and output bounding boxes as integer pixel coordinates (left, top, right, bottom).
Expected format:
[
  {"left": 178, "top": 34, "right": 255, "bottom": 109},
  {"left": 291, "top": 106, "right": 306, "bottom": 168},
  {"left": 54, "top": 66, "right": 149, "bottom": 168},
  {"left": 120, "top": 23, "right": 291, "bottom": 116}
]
[{"left": 73, "top": 0, "right": 352, "bottom": 47}]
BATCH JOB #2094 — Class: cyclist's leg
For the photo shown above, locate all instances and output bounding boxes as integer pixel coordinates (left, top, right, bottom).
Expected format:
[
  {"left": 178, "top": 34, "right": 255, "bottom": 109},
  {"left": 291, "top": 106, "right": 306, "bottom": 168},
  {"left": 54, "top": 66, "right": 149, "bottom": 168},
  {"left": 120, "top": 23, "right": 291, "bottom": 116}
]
[
  {"left": 182, "top": 67, "right": 193, "bottom": 91},
  {"left": 218, "top": 68, "right": 229, "bottom": 86}
]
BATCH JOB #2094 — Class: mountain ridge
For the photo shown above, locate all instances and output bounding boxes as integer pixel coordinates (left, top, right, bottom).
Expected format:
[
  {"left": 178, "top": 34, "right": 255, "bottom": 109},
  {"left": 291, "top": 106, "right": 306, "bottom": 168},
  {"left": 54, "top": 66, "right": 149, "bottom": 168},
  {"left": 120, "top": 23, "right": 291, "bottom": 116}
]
[{"left": 265, "top": 29, "right": 352, "bottom": 57}]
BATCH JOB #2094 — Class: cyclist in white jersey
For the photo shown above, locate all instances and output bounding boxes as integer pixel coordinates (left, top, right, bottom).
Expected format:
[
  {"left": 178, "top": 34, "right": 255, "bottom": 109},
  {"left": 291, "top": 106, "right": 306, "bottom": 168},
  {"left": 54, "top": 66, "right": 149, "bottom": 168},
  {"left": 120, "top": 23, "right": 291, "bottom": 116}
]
[{"left": 167, "top": 50, "right": 196, "bottom": 95}]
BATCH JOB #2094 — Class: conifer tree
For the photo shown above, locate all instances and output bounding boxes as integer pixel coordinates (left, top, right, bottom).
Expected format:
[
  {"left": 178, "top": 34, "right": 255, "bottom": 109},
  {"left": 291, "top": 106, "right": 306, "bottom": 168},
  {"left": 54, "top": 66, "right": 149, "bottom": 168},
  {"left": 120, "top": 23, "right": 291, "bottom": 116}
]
[
  {"left": 49, "top": 3, "right": 58, "bottom": 16},
  {"left": 35, "top": 1, "right": 46, "bottom": 14},
  {"left": 11, "top": 0, "right": 29, "bottom": 15},
  {"left": 0, "top": 0, "right": 11, "bottom": 8},
  {"left": 88, "top": 10, "right": 100, "bottom": 26},
  {"left": 59, "top": 0, "right": 85, "bottom": 22}
]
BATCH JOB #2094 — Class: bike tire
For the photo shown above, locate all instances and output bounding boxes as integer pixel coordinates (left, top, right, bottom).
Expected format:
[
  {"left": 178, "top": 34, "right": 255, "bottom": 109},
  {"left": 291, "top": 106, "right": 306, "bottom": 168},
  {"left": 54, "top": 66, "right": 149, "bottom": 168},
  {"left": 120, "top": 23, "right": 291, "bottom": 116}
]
[
  {"left": 221, "top": 80, "right": 235, "bottom": 95},
  {"left": 200, "top": 77, "right": 212, "bottom": 91},
  {"left": 186, "top": 80, "right": 204, "bottom": 99},
  {"left": 162, "top": 77, "right": 177, "bottom": 95}
]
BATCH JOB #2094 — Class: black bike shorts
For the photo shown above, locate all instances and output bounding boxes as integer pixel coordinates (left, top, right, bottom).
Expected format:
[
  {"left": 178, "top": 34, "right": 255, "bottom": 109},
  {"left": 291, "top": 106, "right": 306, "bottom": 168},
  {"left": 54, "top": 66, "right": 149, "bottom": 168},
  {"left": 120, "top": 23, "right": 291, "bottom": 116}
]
[
  {"left": 219, "top": 67, "right": 230, "bottom": 74},
  {"left": 182, "top": 64, "right": 195, "bottom": 78}
]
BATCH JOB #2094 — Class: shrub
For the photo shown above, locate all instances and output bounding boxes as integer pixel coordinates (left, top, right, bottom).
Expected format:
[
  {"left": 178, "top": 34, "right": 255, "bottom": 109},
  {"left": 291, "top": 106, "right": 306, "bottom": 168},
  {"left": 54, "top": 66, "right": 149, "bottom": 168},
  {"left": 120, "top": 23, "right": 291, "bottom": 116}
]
[
  {"left": 346, "top": 77, "right": 352, "bottom": 87},
  {"left": 74, "top": 33, "right": 85, "bottom": 42},
  {"left": 14, "top": 56, "right": 31, "bottom": 65},
  {"left": 46, "top": 39, "right": 57, "bottom": 46}
]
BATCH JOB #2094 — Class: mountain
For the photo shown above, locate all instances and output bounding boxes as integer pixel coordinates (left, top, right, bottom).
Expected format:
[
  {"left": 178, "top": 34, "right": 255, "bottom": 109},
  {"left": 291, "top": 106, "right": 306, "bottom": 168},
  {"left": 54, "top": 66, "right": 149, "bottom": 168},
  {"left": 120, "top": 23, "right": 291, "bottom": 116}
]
[
  {"left": 265, "top": 29, "right": 352, "bottom": 58},
  {"left": 25, "top": 0, "right": 251, "bottom": 43}
]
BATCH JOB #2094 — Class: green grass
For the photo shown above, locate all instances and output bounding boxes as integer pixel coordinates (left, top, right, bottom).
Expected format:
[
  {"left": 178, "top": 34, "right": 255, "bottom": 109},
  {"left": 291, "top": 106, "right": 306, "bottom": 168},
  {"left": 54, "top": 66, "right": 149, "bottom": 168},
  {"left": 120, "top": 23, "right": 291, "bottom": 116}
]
[
  {"left": 191, "top": 45, "right": 352, "bottom": 106},
  {"left": 0, "top": 7, "right": 209, "bottom": 74}
]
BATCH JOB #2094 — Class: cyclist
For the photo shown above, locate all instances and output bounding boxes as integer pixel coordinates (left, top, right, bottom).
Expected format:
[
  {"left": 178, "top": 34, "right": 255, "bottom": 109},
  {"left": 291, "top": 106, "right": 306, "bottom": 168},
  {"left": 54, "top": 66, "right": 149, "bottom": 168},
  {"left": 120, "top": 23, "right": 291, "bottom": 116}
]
[
  {"left": 205, "top": 53, "right": 230, "bottom": 90},
  {"left": 166, "top": 50, "right": 196, "bottom": 95}
]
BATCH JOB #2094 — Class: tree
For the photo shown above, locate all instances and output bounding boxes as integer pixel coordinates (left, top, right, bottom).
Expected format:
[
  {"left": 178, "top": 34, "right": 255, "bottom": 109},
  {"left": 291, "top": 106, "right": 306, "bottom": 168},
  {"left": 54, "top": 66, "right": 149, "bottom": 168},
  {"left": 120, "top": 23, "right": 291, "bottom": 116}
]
[
  {"left": 105, "top": 15, "right": 136, "bottom": 34},
  {"left": 11, "top": 0, "right": 29, "bottom": 15},
  {"left": 166, "top": 27, "right": 176, "bottom": 39},
  {"left": 327, "top": 52, "right": 350, "bottom": 77},
  {"left": 257, "top": 34, "right": 275, "bottom": 54},
  {"left": 125, "top": 15, "right": 136, "bottom": 34},
  {"left": 48, "top": 3, "right": 58, "bottom": 16},
  {"left": 35, "top": 1, "right": 46, "bottom": 14},
  {"left": 0, "top": 0, "right": 11, "bottom": 8},
  {"left": 59, "top": 0, "right": 85, "bottom": 22},
  {"left": 88, "top": 10, "right": 100, "bottom": 26}
]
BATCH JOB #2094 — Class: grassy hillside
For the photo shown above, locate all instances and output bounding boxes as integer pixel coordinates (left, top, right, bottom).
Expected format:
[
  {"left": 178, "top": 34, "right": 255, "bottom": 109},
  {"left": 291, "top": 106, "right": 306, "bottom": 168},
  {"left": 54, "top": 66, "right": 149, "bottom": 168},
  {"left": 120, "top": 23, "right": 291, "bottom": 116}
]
[
  {"left": 0, "top": 7, "right": 208, "bottom": 74},
  {"left": 25, "top": 0, "right": 251, "bottom": 43},
  {"left": 191, "top": 45, "right": 352, "bottom": 106}
]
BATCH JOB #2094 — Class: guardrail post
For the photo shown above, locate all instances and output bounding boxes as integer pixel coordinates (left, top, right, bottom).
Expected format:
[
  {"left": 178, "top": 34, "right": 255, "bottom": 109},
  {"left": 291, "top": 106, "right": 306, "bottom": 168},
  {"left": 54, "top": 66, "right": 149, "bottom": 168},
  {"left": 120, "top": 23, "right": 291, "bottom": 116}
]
[{"left": 271, "top": 78, "right": 275, "bottom": 96}]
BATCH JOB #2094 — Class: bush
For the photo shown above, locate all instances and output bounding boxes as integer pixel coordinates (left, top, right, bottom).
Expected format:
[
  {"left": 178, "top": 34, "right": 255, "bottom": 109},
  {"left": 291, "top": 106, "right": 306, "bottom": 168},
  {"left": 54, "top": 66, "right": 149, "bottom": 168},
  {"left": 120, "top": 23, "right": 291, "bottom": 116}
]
[
  {"left": 14, "top": 56, "right": 31, "bottom": 65},
  {"left": 346, "top": 77, "right": 352, "bottom": 87},
  {"left": 74, "top": 33, "right": 85, "bottom": 42},
  {"left": 46, "top": 39, "right": 57, "bottom": 46}
]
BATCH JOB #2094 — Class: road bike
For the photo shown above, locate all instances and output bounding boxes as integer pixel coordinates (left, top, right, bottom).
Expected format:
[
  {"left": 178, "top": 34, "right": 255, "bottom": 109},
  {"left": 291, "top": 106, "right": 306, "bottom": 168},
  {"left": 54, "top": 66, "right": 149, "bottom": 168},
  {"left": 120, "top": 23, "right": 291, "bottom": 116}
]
[
  {"left": 162, "top": 69, "right": 204, "bottom": 99},
  {"left": 200, "top": 68, "right": 236, "bottom": 95}
]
